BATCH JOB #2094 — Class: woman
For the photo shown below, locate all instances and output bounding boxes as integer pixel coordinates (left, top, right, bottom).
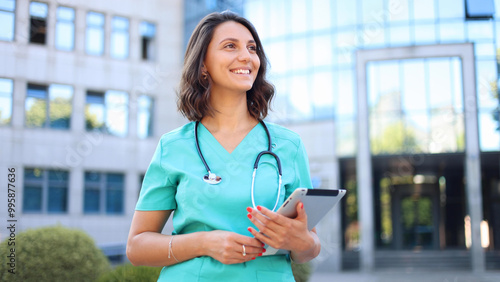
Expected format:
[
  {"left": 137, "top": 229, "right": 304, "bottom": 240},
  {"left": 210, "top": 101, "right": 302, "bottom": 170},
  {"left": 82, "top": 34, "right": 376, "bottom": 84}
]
[{"left": 126, "top": 11, "right": 320, "bottom": 281}]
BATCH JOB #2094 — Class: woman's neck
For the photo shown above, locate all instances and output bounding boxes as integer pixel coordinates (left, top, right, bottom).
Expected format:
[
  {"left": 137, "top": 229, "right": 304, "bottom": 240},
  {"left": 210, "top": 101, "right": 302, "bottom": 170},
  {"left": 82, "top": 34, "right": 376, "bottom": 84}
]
[{"left": 202, "top": 91, "right": 257, "bottom": 133}]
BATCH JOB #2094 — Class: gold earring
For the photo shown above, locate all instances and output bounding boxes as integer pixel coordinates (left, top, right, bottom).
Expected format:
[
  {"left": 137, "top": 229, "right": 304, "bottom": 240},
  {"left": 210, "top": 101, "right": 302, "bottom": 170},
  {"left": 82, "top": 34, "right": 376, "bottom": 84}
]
[{"left": 202, "top": 72, "right": 208, "bottom": 80}]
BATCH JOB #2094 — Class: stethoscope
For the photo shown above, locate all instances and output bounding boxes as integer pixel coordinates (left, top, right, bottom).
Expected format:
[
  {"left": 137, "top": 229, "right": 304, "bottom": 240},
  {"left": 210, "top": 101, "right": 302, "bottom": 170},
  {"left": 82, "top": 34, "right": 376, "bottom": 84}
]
[{"left": 194, "top": 121, "right": 283, "bottom": 211}]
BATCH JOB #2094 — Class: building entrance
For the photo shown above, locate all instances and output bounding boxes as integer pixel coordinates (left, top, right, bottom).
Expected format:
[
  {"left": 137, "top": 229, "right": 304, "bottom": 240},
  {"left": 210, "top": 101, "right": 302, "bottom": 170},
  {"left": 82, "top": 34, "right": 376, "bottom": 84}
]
[{"left": 392, "top": 183, "right": 440, "bottom": 250}]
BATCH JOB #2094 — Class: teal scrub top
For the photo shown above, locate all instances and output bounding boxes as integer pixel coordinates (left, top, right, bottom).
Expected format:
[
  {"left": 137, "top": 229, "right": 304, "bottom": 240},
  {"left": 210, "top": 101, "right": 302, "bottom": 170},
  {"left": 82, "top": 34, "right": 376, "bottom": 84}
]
[{"left": 136, "top": 121, "right": 313, "bottom": 282}]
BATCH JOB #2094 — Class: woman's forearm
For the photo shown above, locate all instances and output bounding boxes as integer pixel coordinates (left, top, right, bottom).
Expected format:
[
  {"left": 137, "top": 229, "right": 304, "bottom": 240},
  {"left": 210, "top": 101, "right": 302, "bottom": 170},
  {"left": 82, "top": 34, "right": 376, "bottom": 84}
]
[{"left": 127, "top": 231, "right": 207, "bottom": 267}]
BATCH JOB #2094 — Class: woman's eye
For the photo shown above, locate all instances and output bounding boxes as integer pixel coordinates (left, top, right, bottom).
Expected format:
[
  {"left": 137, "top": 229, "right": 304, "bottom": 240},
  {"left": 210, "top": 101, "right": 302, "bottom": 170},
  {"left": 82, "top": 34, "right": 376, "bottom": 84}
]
[
  {"left": 248, "top": 45, "right": 257, "bottom": 52},
  {"left": 224, "top": 43, "right": 235, "bottom": 49}
]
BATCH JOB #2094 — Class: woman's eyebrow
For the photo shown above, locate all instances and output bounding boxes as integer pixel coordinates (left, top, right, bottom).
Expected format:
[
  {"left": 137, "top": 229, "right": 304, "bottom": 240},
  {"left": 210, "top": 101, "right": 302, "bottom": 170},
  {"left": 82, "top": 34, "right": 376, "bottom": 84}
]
[{"left": 219, "top": 38, "right": 256, "bottom": 45}]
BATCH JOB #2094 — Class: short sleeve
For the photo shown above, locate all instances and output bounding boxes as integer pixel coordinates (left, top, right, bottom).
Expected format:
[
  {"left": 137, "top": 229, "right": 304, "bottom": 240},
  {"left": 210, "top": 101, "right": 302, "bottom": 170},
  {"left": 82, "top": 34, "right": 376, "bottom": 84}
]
[
  {"left": 135, "top": 138, "right": 177, "bottom": 211},
  {"left": 286, "top": 138, "right": 313, "bottom": 199}
]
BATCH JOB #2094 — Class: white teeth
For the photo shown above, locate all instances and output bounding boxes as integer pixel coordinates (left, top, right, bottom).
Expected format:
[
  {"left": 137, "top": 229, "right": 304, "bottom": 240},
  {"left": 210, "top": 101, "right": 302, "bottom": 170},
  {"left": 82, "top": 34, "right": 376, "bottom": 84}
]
[{"left": 232, "top": 69, "right": 250, "bottom": 74}]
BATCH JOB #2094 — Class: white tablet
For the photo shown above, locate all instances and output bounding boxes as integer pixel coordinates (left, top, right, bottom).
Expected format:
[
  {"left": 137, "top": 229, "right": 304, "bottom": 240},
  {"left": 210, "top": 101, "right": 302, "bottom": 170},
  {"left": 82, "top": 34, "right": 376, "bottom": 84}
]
[{"left": 262, "top": 188, "right": 346, "bottom": 256}]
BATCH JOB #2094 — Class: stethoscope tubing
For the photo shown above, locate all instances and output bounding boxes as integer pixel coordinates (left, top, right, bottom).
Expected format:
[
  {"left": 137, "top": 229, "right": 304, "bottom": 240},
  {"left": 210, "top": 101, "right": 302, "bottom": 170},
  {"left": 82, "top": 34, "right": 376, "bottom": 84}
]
[{"left": 195, "top": 120, "right": 283, "bottom": 211}]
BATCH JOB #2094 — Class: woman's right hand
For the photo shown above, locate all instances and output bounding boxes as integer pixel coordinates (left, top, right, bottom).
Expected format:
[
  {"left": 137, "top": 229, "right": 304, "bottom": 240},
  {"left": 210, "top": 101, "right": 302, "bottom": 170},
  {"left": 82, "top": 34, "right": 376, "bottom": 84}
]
[{"left": 203, "top": 230, "right": 265, "bottom": 264}]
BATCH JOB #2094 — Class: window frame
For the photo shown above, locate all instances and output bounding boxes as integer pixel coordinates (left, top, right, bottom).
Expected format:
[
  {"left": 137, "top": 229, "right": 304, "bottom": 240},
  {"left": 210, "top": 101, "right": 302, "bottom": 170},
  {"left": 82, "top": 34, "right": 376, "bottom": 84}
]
[
  {"left": 83, "top": 171, "right": 125, "bottom": 215},
  {"left": 0, "top": 0, "right": 16, "bottom": 41},
  {"left": 23, "top": 168, "right": 69, "bottom": 214},
  {"left": 55, "top": 5, "right": 75, "bottom": 51}
]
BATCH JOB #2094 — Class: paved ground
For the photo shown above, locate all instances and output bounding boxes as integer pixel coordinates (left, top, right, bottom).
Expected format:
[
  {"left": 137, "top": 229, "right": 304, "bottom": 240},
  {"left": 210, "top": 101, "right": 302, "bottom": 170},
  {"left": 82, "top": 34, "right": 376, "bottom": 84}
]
[{"left": 309, "top": 270, "right": 500, "bottom": 282}]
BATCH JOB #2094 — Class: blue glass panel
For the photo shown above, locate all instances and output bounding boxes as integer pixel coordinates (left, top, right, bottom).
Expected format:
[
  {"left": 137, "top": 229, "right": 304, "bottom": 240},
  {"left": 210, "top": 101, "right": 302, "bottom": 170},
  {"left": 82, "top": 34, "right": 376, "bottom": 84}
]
[
  {"left": 48, "top": 187, "right": 67, "bottom": 212},
  {"left": 27, "top": 84, "right": 47, "bottom": 99},
  {"left": 311, "top": 0, "right": 331, "bottom": 30},
  {"left": 335, "top": 0, "right": 357, "bottom": 27},
  {"left": 438, "top": 0, "right": 465, "bottom": 19},
  {"left": 428, "top": 59, "right": 454, "bottom": 110},
  {"left": 30, "top": 2, "right": 48, "bottom": 18},
  {"left": 140, "top": 21, "right": 156, "bottom": 38},
  {"left": 24, "top": 168, "right": 43, "bottom": 180},
  {"left": 402, "top": 59, "right": 427, "bottom": 112},
  {"left": 290, "top": 0, "right": 307, "bottom": 34},
  {"left": 289, "top": 37, "right": 308, "bottom": 71},
  {"left": 0, "top": 11, "right": 14, "bottom": 41},
  {"left": 107, "top": 173, "right": 124, "bottom": 186},
  {"left": 86, "top": 27, "right": 104, "bottom": 55},
  {"left": 413, "top": 0, "right": 436, "bottom": 21},
  {"left": 414, "top": 24, "right": 437, "bottom": 44},
  {"left": 105, "top": 90, "right": 128, "bottom": 137},
  {"left": 0, "top": 0, "right": 15, "bottom": 11},
  {"left": 84, "top": 189, "right": 100, "bottom": 213},
  {"left": 0, "top": 78, "right": 12, "bottom": 124},
  {"left": 439, "top": 21, "right": 465, "bottom": 43},
  {"left": 23, "top": 186, "right": 42, "bottom": 212},
  {"left": 138, "top": 95, "right": 153, "bottom": 139},
  {"left": 55, "top": 21, "right": 74, "bottom": 50},
  {"left": 87, "top": 12, "right": 104, "bottom": 26},
  {"left": 479, "top": 111, "right": 500, "bottom": 151},
  {"left": 467, "top": 21, "right": 494, "bottom": 41},
  {"left": 106, "top": 189, "right": 124, "bottom": 214},
  {"left": 361, "top": 0, "right": 383, "bottom": 24},
  {"left": 386, "top": 0, "right": 410, "bottom": 22},
  {"left": 268, "top": 0, "right": 286, "bottom": 37},
  {"left": 337, "top": 69, "right": 355, "bottom": 116},
  {"left": 476, "top": 60, "right": 498, "bottom": 110},
  {"left": 336, "top": 118, "right": 356, "bottom": 157},
  {"left": 465, "top": 0, "right": 495, "bottom": 18},
  {"left": 311, "top": 71, "right": 334, "bottom": 119},
  {"left": 389, "top": 24, "right": 411, "bottom": 46},
  {"left": 57, "top": 6, "right": 74, "bottom": 21},
  {"left": 110, "top": 32, "right": 129, "bottom": 59},
  {"left": 288, "top": 74, "right": 311, "bottom": 120},
  {"left": 85, "top": 171, "right": 101, "bottom": 183},
  {"left": 48, "top": 170, "right": 68, "bottom": 181},
  {"left": 112, "top": 16, "right": 129, "bottom": 30}
]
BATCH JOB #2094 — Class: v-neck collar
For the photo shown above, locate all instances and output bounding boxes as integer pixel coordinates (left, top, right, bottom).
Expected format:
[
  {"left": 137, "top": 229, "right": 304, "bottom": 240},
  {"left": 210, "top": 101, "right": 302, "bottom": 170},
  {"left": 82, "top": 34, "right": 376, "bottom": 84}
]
[{"left": 197, "top": 122, "right": 263, "bottom": 159}]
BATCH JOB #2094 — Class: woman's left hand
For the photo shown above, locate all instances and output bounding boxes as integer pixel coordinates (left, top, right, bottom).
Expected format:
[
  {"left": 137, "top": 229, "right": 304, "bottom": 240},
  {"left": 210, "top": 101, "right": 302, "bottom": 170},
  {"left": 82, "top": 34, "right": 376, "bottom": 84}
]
[{"left": 246, "top": 202, "right": 316, "bottom": 255}]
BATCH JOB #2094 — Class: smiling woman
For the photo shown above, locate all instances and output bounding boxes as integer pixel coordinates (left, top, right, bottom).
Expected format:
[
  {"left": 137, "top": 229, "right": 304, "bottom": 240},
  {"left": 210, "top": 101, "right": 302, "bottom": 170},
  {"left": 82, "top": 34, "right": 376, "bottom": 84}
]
[{"left": 126, "top": 11, "right": 320, "bottom": 282}]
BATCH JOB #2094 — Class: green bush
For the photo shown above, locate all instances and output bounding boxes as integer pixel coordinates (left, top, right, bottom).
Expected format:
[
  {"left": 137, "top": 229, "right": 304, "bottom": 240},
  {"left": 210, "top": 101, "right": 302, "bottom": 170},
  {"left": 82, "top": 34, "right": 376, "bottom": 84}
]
[
  {"left": 0, "top": 225, "right": 110, "bottom": 282},
  {"left": 292, "top": 261, "right": 312, "bottom": 282},
  {"left": 98, "top": 264, "right": 163, "bottom": 282}
]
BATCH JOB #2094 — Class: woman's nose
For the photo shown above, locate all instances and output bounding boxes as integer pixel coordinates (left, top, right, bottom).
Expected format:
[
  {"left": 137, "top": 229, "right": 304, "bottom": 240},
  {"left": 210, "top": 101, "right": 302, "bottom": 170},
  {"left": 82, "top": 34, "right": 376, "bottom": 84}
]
[{"left": 238, "top": 48, "right": 251, "bottom": 62}]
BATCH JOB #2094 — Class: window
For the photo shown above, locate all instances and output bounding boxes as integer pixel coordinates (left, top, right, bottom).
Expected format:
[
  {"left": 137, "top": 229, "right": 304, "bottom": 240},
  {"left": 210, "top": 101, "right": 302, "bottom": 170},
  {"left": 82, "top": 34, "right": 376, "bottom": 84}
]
[
  {"left": 0, "top": 0, "right": 15, "bottom": 41},
  {"left": 111, "top": 16, "right": 129, "bottom": 59},
  {"left": 84, "top": 172, "right": 124, "bottom": 214},
  {"left": 465, "top": 0, "right": 495, "bottom": 19},
  {"left": 23, "top": 168, "right": 68, "bottom": 213},
  {"left": 55, "top": 6, "right": 75, "bottom": 51},
  {"left": 85, "top": 90, "right": 128, "bottom": 137},
  {"left": 25, "top": 83, "right": 73, "bottom": 129},
  {"left": 140, "top": 21, "right": 156, "bottom": 60},
  {"left": 86, "top": 11, "right": 105, "bottom": 55},
  {"left": 137, "top": 95, "right": 154, "bottom": 138},
  {"left": 29, "top": 1, "right": 48, "bottom": 44},
  {"left": 0, "top": 78, "right": 13, "bottom": 125}
]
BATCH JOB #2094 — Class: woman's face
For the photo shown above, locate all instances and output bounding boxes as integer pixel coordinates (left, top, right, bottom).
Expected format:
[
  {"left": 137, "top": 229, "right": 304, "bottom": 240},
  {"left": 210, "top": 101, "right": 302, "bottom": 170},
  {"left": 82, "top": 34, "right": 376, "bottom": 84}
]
[{"left": 203, "top": 21, "right": 260, "bottom": 96}]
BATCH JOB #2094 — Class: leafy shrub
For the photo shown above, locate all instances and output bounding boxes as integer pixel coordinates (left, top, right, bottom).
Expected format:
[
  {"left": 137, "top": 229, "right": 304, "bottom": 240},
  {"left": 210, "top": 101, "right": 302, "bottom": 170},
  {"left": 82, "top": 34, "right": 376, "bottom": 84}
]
[
  {"left": 0, "top": 225, "right": 110, "bottom": 282},
  {"left": 98, "top": 264, "right": 162, "bottom": 282}
]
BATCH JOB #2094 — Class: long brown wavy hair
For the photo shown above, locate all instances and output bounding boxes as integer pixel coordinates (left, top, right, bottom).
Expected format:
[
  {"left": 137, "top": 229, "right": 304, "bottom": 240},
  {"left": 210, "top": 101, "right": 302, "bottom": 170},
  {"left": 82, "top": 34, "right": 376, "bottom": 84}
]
[{"left": 177, "top": 11, "right": 275, "bottom": 121}]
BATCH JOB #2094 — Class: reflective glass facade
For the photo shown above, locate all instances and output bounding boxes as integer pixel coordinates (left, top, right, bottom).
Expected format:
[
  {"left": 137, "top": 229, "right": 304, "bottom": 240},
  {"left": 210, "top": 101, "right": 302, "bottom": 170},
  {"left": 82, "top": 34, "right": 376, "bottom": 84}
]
[{"left": 183, "top": 0, "right": 500, "bottom": 269}]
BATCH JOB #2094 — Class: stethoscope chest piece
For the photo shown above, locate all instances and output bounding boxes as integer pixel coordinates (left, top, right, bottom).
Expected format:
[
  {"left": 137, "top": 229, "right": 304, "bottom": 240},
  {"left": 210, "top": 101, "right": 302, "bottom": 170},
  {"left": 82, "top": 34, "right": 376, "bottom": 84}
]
[{"left": 203, "top": 172, "right": 221, "bottom": 185}]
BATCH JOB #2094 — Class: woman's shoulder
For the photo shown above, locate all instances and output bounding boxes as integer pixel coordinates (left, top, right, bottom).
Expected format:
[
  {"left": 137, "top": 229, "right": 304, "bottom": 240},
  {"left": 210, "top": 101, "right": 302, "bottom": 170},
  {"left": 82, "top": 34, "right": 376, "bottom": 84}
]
[
  {"left": 158, "top": 122, "right": 195, "bottom": 145},
  {"left": 264, "top": 121, "right": 302, "bottom": 147}
]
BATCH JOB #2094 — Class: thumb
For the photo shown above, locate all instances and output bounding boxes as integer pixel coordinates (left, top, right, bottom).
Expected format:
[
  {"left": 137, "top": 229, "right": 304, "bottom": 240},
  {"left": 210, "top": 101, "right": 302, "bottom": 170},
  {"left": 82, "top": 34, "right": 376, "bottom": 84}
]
[{"left": 295, "top": 201, "right": 307, "bottom": 222}]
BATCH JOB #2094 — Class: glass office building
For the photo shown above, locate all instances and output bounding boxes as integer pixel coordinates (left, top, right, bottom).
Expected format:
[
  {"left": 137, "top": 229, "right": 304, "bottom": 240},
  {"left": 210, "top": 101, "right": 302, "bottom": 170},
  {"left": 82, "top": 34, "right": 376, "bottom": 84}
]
[{"left": 186, "top": 0, "right": 500, "bottom": 271}]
